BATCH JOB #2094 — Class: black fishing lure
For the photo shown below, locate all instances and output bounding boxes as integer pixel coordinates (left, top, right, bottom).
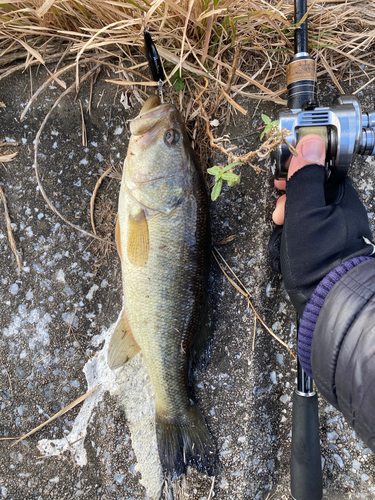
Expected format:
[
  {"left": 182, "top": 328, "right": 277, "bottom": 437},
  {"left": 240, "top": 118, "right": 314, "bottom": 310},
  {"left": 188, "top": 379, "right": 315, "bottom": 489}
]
[{"left": 144, "top": 29, "right": 165, "bottom": 83}]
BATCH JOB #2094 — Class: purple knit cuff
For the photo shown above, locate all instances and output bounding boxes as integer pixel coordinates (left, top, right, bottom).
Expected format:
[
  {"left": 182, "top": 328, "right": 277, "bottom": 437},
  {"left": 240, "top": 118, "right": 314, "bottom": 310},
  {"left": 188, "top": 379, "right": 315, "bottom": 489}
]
[{"left": 298, "top": 256, "right": 373, "bottom": 378}]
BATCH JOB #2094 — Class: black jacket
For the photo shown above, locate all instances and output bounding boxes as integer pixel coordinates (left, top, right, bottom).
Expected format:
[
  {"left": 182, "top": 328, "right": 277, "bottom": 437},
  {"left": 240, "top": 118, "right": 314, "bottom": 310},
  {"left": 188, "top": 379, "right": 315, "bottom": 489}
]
[{"left": 311, "top": 259, "right": 375, "bottom": 451}]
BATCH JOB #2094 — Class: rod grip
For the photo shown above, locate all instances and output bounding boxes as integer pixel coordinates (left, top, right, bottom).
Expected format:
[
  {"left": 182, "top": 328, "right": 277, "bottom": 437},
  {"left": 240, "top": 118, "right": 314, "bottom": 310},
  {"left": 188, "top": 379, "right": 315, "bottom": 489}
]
[{"left": 291, "top": 391, "right": 323, "bottom": 500}]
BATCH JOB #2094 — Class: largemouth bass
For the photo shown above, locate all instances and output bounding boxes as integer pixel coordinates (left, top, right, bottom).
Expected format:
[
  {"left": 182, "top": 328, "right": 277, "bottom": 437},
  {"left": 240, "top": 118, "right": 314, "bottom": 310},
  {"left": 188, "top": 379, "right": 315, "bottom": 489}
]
[{"left": 108, "top": 95, "right": 215, "bottom": 477}]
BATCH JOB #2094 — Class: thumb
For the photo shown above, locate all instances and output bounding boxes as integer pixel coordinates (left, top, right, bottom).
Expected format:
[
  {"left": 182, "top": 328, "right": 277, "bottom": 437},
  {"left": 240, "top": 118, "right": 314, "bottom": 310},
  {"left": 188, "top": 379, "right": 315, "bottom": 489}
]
[
  {"left": 288, "top": 134, "right": 326, "bottom": 179},
  {"left": 272, "top": 134, "right": 327, "bottom": 225}
]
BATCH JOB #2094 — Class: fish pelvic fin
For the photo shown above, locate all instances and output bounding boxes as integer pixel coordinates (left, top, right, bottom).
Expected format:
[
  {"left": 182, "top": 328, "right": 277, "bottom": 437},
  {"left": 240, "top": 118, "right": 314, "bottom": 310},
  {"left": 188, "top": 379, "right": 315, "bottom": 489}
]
[
  {"left": 127, "top": 209, "right": 150, "bottom": 267},
  {"left": 108, "top": 312, "right": 140, "bottom": 369},
  {"left": 155, "top": 404, "right": 218, "bottom": 479}
]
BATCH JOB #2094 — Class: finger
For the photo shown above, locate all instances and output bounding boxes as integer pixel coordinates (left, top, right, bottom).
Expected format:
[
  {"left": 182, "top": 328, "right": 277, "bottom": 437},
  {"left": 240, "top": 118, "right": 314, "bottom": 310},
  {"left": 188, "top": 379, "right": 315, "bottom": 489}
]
[
  {"left": 273, "top": 134, "right": 325, "bottom": 190},
  {"left": 274, "top": 179, "right": 286, "bottom": 190},
  {"left": 285, "top": 134, "right": 328, "bottom": 212},
  {"left": 272, "top": 194, "right": 286, "bottom": 225},
  {"left": 288, "top": 134, "right": 326, "bottom": 180}
]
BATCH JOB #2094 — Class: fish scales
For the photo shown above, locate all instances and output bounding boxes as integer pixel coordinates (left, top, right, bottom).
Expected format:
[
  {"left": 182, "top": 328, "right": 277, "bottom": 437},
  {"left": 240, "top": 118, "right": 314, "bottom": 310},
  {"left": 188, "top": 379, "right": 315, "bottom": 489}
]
[
  {"left": 108, "top": 95, "right": 216, "bottom": 478},
  {"left": 123, "top": 206, "right": 204, "bottom": 410}
]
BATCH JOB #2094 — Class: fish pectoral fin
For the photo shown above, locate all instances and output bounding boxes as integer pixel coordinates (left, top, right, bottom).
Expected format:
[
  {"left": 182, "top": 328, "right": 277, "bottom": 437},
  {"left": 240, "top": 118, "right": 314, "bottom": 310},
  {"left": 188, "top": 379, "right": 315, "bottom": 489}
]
[
  {"left": 108, "top": 312, "right": 140, "bottom": 369},
  {"left": 115, "top": 215, "right": 122, "bottom": 260},
  {"left": 127, "top": 209, "right": 150, "bottom": 267}
]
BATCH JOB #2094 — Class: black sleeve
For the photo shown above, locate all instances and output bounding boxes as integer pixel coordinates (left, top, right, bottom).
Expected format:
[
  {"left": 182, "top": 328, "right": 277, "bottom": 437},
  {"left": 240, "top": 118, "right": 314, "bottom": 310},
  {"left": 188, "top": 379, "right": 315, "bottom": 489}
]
[{"left": 311, "top": 259, "right": 375, "bottom": 451}]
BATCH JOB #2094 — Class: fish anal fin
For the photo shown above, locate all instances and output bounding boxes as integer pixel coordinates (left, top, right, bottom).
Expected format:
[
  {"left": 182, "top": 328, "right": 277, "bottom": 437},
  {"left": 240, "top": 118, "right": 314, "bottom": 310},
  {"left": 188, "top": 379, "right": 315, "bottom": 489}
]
[
  {"left": 115, "top": 216, "right": 122, "bottom": 260},
  {"left": 127, "top": 209, "right": 149, "bottom": 267},
  {"left": 108, "top": 312, "right": 140, "bottom": 369}
]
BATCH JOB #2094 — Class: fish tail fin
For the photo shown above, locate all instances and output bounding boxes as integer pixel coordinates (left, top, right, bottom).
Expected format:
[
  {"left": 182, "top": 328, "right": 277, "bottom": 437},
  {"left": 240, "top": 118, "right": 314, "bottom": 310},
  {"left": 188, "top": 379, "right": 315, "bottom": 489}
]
[{"left": 155, "top": 404, "right": 217, "bottom": 479}]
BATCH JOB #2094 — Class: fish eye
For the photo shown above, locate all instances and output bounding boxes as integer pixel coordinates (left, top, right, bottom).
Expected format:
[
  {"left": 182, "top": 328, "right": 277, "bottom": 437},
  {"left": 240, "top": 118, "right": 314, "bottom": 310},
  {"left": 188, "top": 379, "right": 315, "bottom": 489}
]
[{"left": 164, "top": 129, "right": 180, "bottom": 146}]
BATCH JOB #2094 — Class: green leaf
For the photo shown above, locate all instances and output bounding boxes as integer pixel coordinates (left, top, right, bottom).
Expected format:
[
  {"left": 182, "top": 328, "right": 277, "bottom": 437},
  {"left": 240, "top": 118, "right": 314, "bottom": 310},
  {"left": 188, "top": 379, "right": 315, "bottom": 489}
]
[
  {"left": 227, "top": 174, "right": 241, "bottom": 187},
  {"left": 221, "top": 161, "right": 243, "bottom": 172},
  {"left": 260, "top": 119, "right": 279, "bottom": 140},
  {"left": 264, "top": 124, "right": 272, "bottom": 134},
  {"left": 172, "top": 76, "right": 185, "bottom": 92},
  {"left": 207, "top": 166, "right": 223, "bottom": 176},
  {"left": 211, "top": 179, "right": 223, "bottom": 201},
  {"left": 261, "top": 113, "right": 271, "bottom": 125},
  {"left": 221, "top": 172, "right": 237, "bottom": 181}
]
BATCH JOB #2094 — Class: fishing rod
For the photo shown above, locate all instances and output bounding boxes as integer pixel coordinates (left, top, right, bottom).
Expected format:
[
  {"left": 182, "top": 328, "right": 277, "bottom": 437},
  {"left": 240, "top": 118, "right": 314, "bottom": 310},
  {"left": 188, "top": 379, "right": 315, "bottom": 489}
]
[
  {"left": 279, "top": 4, "right": 322, "bottom": 499},
  {"left": 271, "top": 1, "right": 375, "bottom": 499}
]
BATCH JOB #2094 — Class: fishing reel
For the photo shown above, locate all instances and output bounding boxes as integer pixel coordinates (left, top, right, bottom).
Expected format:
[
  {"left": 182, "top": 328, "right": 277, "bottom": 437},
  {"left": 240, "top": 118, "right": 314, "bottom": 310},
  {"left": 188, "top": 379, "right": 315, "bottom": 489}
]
[
  {"left": 271, "top": 3, "right": 375, "bottom": 497},
  {"left": 271, "top": 53, "right": 375, "bottom": 180}
]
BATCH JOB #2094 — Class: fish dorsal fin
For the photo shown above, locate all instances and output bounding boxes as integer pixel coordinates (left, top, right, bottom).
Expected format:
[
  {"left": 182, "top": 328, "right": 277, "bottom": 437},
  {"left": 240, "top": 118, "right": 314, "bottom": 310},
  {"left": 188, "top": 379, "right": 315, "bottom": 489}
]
[
  {"left": 108, "top": 312, "right": 141, "bottom": 369},
  {"left": 127, "top": 209, "right": 149, "bottom": 267},
  {"left": 115, "top": 215, "right": 122, "bottom": 260}
]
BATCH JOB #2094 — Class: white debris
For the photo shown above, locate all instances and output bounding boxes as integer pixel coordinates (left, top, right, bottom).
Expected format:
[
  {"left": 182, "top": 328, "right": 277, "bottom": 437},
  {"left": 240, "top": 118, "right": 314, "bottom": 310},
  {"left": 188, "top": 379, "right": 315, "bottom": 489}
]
[
  {"left": 270, "top": 371, "right": 277, "bottom": 385},
  {"left": 38, "top": 310, "right": 163, "bottom": 499},
  {"left": 3, "top": 306, "right": 51, "bottom": 363},
  {"left": 56, "top": 269, "right": 65, "bottom": 282},
  {"left": 279, "top": 394, "right": 289, "bottom": 404},
  {"left": 86, "top": 284, "right": 99, "bottom": 301}
]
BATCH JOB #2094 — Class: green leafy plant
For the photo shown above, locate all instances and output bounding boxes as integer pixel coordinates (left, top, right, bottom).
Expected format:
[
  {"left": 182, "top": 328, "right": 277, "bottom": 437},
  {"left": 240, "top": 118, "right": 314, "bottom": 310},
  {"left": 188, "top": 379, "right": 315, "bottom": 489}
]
[
  {"left": 260, "top": 114, "right": 279, "bottom": 139},
  {"left": 207, "top": 162, "right": 242, "bottom": 201},
  {"left": 171, "top": 75, "right": 185, "bottom": 92}
]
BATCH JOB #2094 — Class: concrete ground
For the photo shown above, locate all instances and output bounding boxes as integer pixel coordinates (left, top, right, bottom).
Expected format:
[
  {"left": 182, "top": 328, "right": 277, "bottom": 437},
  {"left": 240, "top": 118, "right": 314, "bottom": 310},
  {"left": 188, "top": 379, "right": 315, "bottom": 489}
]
[{"left": 0, "top": 63, "right": 375, "bottom": 500}]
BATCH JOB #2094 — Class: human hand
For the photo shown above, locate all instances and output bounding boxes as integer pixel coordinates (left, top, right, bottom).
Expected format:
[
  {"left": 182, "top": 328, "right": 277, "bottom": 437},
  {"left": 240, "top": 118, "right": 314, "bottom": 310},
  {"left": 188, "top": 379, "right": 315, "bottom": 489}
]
[
  {"left": 269, "top": 134, "right": 374, "bottom": 316},
  {"left": 272, "top": 134, "right": 326, "bottom": 225}
]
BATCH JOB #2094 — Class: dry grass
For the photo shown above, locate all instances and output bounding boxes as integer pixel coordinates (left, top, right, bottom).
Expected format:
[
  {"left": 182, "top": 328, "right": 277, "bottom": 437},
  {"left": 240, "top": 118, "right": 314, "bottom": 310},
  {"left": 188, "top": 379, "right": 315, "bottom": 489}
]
[
  {"left": 1, "top": 1, "right": 375, "bottom": 236},
  {"left": 0, "top": 0, "right": 375, "bottom": 124}
]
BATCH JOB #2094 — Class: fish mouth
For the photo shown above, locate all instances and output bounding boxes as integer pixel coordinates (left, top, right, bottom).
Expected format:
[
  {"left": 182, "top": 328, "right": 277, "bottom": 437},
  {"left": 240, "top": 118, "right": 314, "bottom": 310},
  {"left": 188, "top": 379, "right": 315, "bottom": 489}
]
[
  {"left": 130, "top": 98, "right": 178, "bottom": 139},
  {"left": 139, "top": 94, "right": 161, "bottom": 114}
]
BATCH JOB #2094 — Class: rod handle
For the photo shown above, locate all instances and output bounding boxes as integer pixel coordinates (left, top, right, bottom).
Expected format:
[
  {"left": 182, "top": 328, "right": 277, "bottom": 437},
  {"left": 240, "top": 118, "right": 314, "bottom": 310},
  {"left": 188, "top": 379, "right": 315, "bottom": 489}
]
[{"left": 291, "top": 391, "right": 323, "bottom": 500}]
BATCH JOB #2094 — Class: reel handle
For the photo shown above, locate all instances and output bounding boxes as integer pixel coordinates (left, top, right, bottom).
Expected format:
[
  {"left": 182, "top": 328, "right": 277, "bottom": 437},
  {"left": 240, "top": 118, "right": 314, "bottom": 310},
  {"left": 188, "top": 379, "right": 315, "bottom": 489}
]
[{"left": 291, "top": 388, "right": 323, "bottom": 500}]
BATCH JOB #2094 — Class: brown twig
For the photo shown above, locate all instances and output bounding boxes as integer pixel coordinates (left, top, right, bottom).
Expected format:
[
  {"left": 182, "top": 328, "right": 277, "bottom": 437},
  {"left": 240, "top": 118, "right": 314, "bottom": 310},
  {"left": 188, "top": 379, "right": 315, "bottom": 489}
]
[
  {"left": 0, "top": 185, "right": 22, "bottom": 271},
  {"left": 90, "top": 166, "right": 113, "bottom": 235},
  {"left": 0, "top": 357, "right": 13, "bottom": 396},
  {"left": 252, "top": 317, "right": 257, "bottom": 351},
  {"left": 212, "top": 247, "right": 297, "bottom": 360},
  {"left": 0, "top": 141, "right": 19, "bottom": 148},
  {"left": 11, "top": 385, "right": 100, "bottom": 447},
  {"left": 0, "top": 152, "right": 18, "bottom": 162},
  {"left": 201, "top": 5, "right": 214, "bottom": 65},
  {"left": 207, "top": 476, "right": 215, "bottom": 500},
  {"left": 210, "top": 42, "right": 242, "bottom": 116},
  {"left": 35, "top": 354, "right": 51, "bottom": 364},
  {"left": 213, "top": 234, "right": 237, "bottom": 246},
  {"left": 320, "top": 51, "right": 344, "bottom": 94},
  {"left": 79, "top": 100, "right": 87, "bottom": 147},
  {"left": 200, "top": 99, "right": 292, "bottom": 173}
]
